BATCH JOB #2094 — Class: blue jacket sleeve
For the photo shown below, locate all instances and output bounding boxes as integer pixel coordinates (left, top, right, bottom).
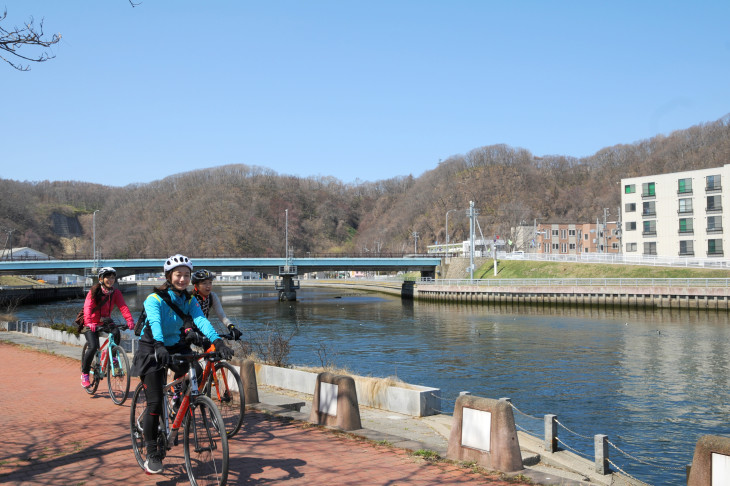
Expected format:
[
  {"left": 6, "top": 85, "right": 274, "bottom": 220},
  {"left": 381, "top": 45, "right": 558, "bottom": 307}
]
[
  {"left": 186, "top": 296, "right": 221, "bottom": 343},
  {"left": 143, "top": 294, "right": 166, "bottom": 344}
]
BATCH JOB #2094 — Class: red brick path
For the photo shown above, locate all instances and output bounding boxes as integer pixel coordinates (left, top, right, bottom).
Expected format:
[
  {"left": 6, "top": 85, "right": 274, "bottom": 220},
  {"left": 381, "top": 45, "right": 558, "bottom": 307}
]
[{"left": 0, "top": 342, "right": 529, "bottom": 485}]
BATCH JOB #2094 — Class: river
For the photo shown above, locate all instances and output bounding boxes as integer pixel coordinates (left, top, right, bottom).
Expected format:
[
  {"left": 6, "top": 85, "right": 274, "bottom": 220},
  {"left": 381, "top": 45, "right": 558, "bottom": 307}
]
[{"left": 12, "top": 284, "right": 730, "bottom": 485}]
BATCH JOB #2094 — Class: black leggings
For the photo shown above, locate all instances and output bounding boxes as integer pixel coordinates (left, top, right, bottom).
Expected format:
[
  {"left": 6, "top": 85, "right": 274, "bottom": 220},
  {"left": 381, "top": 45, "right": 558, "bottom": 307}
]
[
  {"left": 141, "top": 361, "right": 203, "bottom": 444},
  {"left": 81, "top": 327, "right": 121, "bottom": 374}
]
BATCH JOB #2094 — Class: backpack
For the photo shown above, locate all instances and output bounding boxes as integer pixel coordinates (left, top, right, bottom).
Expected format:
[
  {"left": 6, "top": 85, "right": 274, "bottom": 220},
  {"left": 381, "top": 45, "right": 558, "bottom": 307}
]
[
  {"left": 133, "top": 288, "right": 194, "bottom": 336},
  {"left": 75, "top": 292, "right": 112, "bottom": 333}
]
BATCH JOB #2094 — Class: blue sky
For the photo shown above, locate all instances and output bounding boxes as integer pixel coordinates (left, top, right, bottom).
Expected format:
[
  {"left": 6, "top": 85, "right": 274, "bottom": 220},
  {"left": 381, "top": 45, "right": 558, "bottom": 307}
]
[{"left": 2, "top": 1, "right": 729, "bottom": 187}]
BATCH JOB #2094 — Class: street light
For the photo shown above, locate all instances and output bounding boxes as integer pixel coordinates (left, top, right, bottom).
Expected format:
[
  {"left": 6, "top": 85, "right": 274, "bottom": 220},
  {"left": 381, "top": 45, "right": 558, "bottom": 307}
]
[{"left": 92, "top": 210, "right": 99, "bottom": 264}]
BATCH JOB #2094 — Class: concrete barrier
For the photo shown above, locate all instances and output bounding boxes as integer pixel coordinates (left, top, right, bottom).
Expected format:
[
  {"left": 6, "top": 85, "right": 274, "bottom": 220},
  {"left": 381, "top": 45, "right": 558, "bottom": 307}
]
[
  {"left": 230, "top": 358, "right": 259, "bottom": 405},
  {"left": 309, "top": 372, "right": 362, "bottom": 430},
  {"left": 446, "top": 395, "right": 523, "bottom": 473},
  {"left": 687, "top": 435, "right": 730, "bottom": 485}
]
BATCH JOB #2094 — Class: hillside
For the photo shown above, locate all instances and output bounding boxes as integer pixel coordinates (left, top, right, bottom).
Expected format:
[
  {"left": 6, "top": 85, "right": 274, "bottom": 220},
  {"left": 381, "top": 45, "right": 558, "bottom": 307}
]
[{"left": 1, "top": 115, "right": 729, "bottom": 259}]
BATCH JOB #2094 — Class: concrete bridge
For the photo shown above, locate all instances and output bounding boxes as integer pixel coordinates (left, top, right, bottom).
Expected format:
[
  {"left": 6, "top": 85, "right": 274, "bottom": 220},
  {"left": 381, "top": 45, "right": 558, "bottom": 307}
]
[{"left": 0, "top": 256, "right": 442, "bottom": 301}]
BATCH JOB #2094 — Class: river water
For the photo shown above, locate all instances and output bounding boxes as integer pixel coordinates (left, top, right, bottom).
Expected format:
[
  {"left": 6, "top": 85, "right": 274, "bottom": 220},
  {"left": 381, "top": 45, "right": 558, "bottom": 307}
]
[{"left": 14, "top": 285, "right": 730, "bottom": 485}]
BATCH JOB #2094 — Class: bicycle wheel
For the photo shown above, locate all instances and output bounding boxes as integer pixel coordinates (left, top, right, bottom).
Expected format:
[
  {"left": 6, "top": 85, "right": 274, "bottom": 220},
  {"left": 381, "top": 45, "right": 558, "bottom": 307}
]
[
  {"left": 81, "top": 343, "right": 100, "bottom": 394},
  {"left": 130, "top": 382, "right": 148, "bottom": 470},
  {"left": 183, "top": 395, "right": 229, "bottom": 486},
  {"left": 204, "top": 361, "right": 245, "bottom": 438},
  {"left": 107, "top": 344, "right": 130, "bottom": 405}
]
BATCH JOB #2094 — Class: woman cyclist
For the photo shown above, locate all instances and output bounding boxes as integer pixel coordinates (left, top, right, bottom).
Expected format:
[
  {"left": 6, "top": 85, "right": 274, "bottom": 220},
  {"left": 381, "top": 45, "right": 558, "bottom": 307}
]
[
  {"left": 191, "top": 269, "right": 243, "bottom": 340},
  {"left": 80, "top": 267, "right": 134, "bottom": 388},
  {"left": 131, "top": 254, "right": 233, "bottom": 475}
]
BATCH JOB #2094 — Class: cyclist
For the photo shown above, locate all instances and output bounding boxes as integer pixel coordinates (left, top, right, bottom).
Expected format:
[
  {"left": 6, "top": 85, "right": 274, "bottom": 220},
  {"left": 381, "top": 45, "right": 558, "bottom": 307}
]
[
  {"left": 191, "top": 269, "right": 243, "bottom": 340},
  {"left": 131, "top": 254, "right": 234, "bottom": 475},
  {"left": 80, "top": 267, "right": 134, "bottom": 388}
]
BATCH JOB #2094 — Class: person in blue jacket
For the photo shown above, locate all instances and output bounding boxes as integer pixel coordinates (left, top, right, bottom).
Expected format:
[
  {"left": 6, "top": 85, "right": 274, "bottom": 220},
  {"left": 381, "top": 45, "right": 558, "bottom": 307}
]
[{"left": 131, "top": 254, "right": 233, "bottom": 475}]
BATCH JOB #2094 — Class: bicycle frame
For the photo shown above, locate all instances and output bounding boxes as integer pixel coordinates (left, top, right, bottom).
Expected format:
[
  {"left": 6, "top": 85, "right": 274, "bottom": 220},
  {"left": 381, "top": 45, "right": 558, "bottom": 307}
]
[{"left": 94, "top": 325, "right": 122, "bottom": 379}]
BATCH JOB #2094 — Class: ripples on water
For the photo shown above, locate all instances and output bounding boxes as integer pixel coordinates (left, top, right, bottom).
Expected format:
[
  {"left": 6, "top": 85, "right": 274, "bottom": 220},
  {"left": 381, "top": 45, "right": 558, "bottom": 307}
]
[{"left": 16, "top": 285, "right": 730, "bottom": 485}]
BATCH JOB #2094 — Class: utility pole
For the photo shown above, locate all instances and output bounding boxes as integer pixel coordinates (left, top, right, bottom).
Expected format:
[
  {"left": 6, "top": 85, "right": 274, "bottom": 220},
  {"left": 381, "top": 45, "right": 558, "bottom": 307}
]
[
  {"left": 412, "top": 231, "right": 419, "bottom": 254},
  {"left": 603, "top": 208, "right": 609, "bottom": 254},
  {"left": 92, "top": 210, "right": 99, "bottom": 267},
  {"left": 468, "top": 201, "right": 478, "bottom": 280}
]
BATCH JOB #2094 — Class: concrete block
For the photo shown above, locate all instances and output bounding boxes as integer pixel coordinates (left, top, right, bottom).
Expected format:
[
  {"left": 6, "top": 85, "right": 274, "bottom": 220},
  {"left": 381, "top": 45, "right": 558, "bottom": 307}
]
[
  {"left": 688, "top": 435, "right": 730, "bottom": 485},
  {"left": 446, "top": 395, "right": 523, "bottom": 473},
  {"left": 255, "top": 363, "right": 318, "bottom": 394},
  {"left": 232, "top": 358, "right": 259, "bottom": 405},
  {"left": 354, "top": 379, "right": 440, "bottom": 416},
  {"left": 309, "top": 372, "right": 362, "bottom": 431}
]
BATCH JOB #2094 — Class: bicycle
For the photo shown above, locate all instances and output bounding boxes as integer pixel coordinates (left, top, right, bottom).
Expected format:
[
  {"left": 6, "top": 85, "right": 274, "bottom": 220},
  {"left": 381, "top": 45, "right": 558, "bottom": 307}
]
[
  {"left": 130, "top": 350, "right": 229, "bottom": 486},
  {"left": 196, "top": 332, "right": 245, "bottom": 438},
  {"left": 80, "top": 321, "right": 131, "bottom": 405}
]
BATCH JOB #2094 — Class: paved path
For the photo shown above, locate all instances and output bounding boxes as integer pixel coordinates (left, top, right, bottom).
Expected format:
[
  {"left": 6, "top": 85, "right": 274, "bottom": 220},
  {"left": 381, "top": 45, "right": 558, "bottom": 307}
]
[{"left": 0, "top": 342, "right": 530, "bottom": 485}]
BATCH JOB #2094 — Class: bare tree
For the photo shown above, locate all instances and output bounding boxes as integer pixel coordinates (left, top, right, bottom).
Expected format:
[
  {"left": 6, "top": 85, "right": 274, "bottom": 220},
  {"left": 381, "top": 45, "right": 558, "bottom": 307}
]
[{"left": 0, "top": 9, "right": 61, "bottom": 71}]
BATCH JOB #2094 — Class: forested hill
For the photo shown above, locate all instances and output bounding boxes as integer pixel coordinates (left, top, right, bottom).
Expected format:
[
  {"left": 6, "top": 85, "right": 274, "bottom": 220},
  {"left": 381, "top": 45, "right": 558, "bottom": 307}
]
[{"left": 2, "top": 115, "right": 729, "bottom": 259}]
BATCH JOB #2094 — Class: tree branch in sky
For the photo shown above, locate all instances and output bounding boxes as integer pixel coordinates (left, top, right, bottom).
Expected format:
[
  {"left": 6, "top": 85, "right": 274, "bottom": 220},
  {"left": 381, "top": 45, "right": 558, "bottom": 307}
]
[{"left": 0, "top": 9, "right": 61, "bottom": 71}]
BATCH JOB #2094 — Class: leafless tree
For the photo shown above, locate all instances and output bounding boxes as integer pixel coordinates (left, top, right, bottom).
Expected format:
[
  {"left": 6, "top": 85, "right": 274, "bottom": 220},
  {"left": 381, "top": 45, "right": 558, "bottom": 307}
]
[{"left": 0, "top": 9, "right": 61, "bottom": 71}]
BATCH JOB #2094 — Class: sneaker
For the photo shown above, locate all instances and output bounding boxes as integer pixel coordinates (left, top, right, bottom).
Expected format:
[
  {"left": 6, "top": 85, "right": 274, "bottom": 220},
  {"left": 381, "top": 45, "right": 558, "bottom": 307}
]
[
  {"left": 144, "top": 451, "right": 163, "bottom": 474},
  {"left": 81, "top": 373, "right": 91, "bottom": 388}
]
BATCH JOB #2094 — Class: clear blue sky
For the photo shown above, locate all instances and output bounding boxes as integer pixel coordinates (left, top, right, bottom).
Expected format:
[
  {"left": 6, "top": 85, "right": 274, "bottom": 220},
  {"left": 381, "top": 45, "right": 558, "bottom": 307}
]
[{"left": 2, "top": 1, "right": 729, "bottom": 187}]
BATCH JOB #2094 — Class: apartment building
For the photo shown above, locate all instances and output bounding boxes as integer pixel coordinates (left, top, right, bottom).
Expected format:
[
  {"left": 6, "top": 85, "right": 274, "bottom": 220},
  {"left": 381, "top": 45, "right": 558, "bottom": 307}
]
[
  {"left": 621, "top": 165, "right": 729, "bottom": 258},
  {"left": 533, "top": 222, "right": 620, "bottom": 255}
]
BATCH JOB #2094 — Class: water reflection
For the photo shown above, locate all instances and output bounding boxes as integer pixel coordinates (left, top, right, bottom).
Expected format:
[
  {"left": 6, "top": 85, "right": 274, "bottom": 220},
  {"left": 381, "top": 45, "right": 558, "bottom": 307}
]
[{"left": 13, "top": 285, "right": 730, "bottom": 484}]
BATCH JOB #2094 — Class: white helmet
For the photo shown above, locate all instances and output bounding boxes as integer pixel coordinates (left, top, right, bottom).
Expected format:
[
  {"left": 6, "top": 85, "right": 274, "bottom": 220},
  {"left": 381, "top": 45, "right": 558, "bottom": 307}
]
[{"left": 164, "top": 254, "right": 193, "bottom": 273}]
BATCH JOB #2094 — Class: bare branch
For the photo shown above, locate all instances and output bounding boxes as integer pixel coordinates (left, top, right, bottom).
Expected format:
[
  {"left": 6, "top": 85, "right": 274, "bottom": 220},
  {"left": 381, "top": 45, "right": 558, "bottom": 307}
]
[{"left": 0, "top": 9, "right": 62, "bottom": 71}]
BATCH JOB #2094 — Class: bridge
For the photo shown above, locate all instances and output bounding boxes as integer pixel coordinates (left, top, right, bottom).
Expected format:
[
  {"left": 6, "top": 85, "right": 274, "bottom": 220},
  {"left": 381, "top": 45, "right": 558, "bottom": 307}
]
[{"left": 0, "top": 256, "right": 442, "bottom": 301}]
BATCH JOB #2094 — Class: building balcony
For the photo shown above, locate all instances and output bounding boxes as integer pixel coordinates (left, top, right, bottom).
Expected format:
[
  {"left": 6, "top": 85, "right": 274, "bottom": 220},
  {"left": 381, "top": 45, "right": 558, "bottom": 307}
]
[
  {"left": 707, "top": 227, "right": 723, "bottom": 234},
  {"left": 679, "top": 251, "right": 695, "bottom": 257},
  {"left": 708, "top": 250, "right": 724, "bottom": 257},
  {"left": 706, "top": 185, "right": 722, "bottom": 193},
  {"left": 706, "top": 206, "right": 723, "bottom": 214},
  {"left": 678, "top": 229, "right": 694, "bottom": 235},
  {"left": 677, "top": 189, "right": 693, "bottom": 195},
  {"left": 642, "top": 211, "right": 656, "bottom": 218},
  {"left": 678, "top": 209, "right": 694, "bottom": 215},
  {"left": 641, "top": 193, "right": 656, "bottom": 199},
  {"left": 643, "top": 251, "right": 657, "bottom": 256},
  {"left": 642, "top": 231, "right": 657, "bottom": 237}
]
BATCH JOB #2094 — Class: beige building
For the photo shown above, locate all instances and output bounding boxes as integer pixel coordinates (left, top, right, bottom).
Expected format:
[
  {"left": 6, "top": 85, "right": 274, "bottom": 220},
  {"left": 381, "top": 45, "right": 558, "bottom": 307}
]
[
  {"left": 621, "top": 165, "right": 729, "bottom": 258},
  {"left": 532, "top": 222, "right": 620, "bottom": 255}
]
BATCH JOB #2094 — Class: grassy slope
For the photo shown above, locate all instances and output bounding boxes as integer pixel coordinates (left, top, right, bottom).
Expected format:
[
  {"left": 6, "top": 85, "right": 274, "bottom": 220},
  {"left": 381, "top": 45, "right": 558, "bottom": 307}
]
[
  {"left": 473, "top": 260, "right": 730, "bottom": 279},
  {"left": 0, "top": 276, "right": 47, "bottom": 286}
]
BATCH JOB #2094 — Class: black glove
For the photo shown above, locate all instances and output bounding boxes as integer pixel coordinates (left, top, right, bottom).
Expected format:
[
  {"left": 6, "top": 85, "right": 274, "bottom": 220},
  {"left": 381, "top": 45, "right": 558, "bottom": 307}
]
[
  {"left": 185, "top": 328, "right": 206, "bottom": 347},
  {"left": 213, "top": 339, "right": 234, "bottom": 360},
  {"left": 228, "top": 324, "right": 242, "bottom": 341},
  {"left": 154, "top": 342, "right": 172, "bottom": 367}
]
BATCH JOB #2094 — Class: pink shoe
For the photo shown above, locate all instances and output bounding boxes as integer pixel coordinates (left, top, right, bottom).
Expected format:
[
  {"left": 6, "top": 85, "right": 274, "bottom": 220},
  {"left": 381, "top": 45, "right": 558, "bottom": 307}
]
[{"left": 81, "top": 373, "right": 91, "bottom": 388}]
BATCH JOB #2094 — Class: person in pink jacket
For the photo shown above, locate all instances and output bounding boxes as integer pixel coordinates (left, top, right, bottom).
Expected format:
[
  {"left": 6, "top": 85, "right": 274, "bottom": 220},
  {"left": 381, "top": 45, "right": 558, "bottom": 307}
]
[{"left": 80, "top": 266, "right": 135, "bottom": 388}]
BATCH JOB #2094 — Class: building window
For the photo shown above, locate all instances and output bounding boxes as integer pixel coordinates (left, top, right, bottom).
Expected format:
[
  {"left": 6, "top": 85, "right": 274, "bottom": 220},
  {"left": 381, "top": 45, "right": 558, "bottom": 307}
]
[
  {"left": 584, "top": 233, "right": 588, "bottom": 240},
  {"left": 625, "top": 184, "right": 636, "bottom": 194},
  {"left": 626, "top": 243, "right": 637, "bottom": 252},
  {"left": 544, "top": 230, "right": 550, "bottom": 240},
  {"left": 644, "top": 242, "right": 657, "bottom": 255},
  {"left": 643, "top": 220, "right": 656, "bottom": 236},
  {"left": 569, "top": 229, "right": 576, "bottom": 237},
  {"left": 561, "top": 243, "right": 567, "bottom": 253},
  {"left": 708, "top": 216, "right": 723, "bottom": 234},
  {"left": 707, "top": 175, "right": 722, "bottom": 191},
  {"left": 584, "top": 247, "right": 589, "bottom": 253},
  {"left": 552, "top": 229, "right": 559, "bottom": 237},
  {"left": 544, "top": 243, "right": 550, "bottom": 252},
  {"left": 679, "top": 240, "right": 694, "bottom": 256},
  {"left": 678, "top": 178, "right": 692, "bottom": 194},
  {"left": 569, "top": 243, "right": 576, "bottom": 250},
  {"left": 625, "top": 202, "right": 636, "bottom": 213},
  {"left": 552, "top": 243, "right": 559, "bottom": 250},
  {"left": 679, "top": 198, "right": 693, "bottom": 214},
  {"left": 642, "top": 182, "right": 656, "bottom": 197},
  {"left": 612, "top": 243, "right": 619, "bottom": 250},
  {"left": 626, "top": 222, "right": 636, "bottom": 231},
  {"left": 708, "top": 239, "right": 723, "bottom": 256},
  {"left": 642, "top": 201, "right": 656, "bottom": 217},
  {"left": 679, "top": 218, "right": 693, "bottom": 234},
  {"left": 561, "top": 229, "right": 567, "bottom": 239},
  {"left": 707, "top": 195, "right": 722, "bottom": 212}
]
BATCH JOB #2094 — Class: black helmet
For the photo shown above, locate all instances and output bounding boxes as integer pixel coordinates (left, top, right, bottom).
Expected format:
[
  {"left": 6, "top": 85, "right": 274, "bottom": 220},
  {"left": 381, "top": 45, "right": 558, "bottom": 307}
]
[{"left": 192, "top": 269, "right": 215, "bottom": 284}]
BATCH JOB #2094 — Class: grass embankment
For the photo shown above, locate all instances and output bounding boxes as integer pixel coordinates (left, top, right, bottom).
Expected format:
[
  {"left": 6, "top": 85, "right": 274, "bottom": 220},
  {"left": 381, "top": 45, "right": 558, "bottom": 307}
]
[
  {"left": 0, "top": 276, "right": 46, "bottom": 286},
  {"left": 471, "top": 260, "right": 730, "bottom": 279}
]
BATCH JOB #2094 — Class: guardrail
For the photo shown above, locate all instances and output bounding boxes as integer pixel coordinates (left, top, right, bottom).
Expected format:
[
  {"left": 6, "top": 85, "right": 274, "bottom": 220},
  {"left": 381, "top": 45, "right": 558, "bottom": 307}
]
[{"left": 418, "top": 278, "right": 730, "bottom": 288}]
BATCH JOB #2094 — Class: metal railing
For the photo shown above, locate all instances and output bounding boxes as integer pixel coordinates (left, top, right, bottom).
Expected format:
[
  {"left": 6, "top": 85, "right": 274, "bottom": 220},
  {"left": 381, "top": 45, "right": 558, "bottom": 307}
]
[{"left": 418, "top": 277, "right": 730, "bottom": 288}]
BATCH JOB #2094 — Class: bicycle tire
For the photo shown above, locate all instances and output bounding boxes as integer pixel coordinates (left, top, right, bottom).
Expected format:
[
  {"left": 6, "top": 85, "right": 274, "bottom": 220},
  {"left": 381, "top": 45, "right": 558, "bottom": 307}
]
[
  {"left": 106, "top": 344, "right": 130, "bottom": 405},
  {"left": 130, "top": 382, "right": 148, "bottom": 470},
  {"left": 204, "top": 361, "right": 245, "bottom": 438},
  {"left": 183, "top": 394, "right": 229, "bottom": 486},
  {"left": 81, "top": 342, "right": 100, "bottom": 394}
]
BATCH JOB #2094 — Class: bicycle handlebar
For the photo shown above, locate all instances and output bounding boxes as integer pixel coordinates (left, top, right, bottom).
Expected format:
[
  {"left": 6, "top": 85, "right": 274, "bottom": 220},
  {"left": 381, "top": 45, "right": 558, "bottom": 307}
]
[{"left": 170, "top": 352, "right": 222, "bottom": 364}]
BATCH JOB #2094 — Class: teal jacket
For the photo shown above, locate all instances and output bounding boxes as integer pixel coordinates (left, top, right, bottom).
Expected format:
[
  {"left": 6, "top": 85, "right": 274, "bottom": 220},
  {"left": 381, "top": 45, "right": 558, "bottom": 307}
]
[{"left": 141, "top": 288, "right": 220, "bottom": 347}]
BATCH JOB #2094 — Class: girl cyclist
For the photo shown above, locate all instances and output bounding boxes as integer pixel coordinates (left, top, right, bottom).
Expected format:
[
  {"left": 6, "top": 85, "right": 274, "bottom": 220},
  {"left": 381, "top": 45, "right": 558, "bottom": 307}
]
[
  {"left": 191, "top": 269, "right": 243, "bottom": 340},
  {"left": 80, "top": 267, "right": 134, "bottom": 388},
  {"left": 131, "top": 254, "right": 233, "bottom": 475}
]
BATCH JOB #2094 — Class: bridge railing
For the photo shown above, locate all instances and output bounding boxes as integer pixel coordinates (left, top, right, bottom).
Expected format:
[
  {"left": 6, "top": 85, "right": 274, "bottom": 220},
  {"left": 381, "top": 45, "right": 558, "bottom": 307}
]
[{"left": 416, "top": 277, "right": 730, "bottom": 288}]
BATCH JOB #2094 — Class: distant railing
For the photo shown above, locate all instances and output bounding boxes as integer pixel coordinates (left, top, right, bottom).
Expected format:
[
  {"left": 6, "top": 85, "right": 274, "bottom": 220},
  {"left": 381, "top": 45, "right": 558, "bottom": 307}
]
[{"left": 417, "top": 278, "right": 730, "bottom": 288}]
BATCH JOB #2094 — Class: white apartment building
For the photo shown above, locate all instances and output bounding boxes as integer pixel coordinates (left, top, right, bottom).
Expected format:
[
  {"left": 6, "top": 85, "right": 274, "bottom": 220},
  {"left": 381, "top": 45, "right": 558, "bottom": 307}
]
[{"left": 621, "top": 165, "right": 729, "bottom": 258}]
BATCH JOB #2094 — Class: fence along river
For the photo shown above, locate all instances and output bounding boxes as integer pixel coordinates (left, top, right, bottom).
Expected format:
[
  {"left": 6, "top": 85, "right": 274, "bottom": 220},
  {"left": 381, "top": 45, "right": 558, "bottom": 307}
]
[{"left": 13, "top": 285, "right": 730, "bottom": 484}]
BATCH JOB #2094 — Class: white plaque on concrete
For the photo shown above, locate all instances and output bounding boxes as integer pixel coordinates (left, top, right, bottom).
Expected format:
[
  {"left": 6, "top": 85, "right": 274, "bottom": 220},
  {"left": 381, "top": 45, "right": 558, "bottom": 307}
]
[
  {"left": 319, "top": 382, "right": 338, "bottom": 416},
  {"left": 226, "top": 365, "right": 240, "bottom": 392},
  {"left": 712, "top": 452, "right": 730, "bottom": 483},
  {"left": 461, "top": 407, "right": 491, "bottom": 452}
]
